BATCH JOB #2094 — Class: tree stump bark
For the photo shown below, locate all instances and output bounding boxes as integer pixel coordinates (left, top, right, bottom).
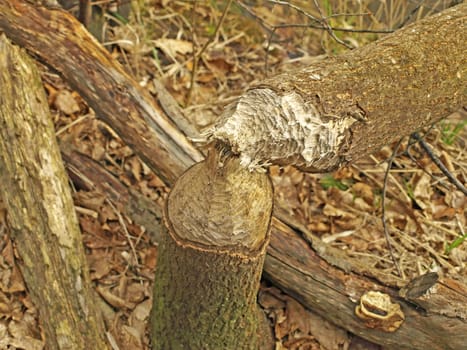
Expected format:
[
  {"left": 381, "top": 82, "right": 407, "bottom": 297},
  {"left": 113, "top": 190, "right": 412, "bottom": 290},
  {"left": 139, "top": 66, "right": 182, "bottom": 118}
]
[
  {"left": 0, "top": 35, "right": 109, "bottom": 350},
  {"left": 151, "top": 146, "right": 274, "bottom": 349},
  {"left": 62, "top": 146, "right": 467, "bottom": 350}
]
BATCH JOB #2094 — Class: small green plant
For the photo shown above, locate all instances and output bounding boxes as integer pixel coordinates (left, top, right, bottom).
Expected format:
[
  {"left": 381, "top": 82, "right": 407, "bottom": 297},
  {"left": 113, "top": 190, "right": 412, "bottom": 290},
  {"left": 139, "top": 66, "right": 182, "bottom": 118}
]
[
  {"left": 445, "top": 233, "right": 466, "bottom": 254},
  {"left": 440, "top": 120, "right": 467, "bottom": 146},
  {"left": 320, "top": 174, "right": 349, "bottom": 191},
  {"left": 404, "top": 180, "right": 416, "bottom": 201},
  {"left": 109, "top": 11, "right": 129, "bottom": 25}
]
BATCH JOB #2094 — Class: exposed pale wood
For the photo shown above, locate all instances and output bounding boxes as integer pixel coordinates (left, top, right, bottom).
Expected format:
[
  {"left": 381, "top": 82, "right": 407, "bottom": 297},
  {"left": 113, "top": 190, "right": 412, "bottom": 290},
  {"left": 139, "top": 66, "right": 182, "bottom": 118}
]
[{"left": 0, "top": 35, "right": 109, "bottom": 350}]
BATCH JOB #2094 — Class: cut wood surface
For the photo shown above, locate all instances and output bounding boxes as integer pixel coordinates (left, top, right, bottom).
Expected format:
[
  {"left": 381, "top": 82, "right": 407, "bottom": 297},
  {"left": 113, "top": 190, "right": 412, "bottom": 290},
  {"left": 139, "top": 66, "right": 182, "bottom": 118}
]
[
  {"left": 152, "top": 149, "right": 274, "bottom": 349},
  {"left": 0, "top": 35, "right": 109, "bottom": 350},
  {"left": 1, "top": 1, "right": 466, "bottom": 349}
]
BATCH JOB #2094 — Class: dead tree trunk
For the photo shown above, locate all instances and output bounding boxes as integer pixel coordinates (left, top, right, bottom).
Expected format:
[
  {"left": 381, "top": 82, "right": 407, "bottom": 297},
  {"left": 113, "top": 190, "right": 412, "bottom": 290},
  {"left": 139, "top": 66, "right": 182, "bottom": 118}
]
[{"left": 0, "top": 35, "right": 109, "bottom": 350}]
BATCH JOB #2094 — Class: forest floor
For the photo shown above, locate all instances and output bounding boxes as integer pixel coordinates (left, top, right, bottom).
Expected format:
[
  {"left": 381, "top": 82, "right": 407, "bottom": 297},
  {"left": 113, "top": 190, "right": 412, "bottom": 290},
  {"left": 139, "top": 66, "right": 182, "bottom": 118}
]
[{"left": 0, "top": 1, "right": 465, "bottom": 349}]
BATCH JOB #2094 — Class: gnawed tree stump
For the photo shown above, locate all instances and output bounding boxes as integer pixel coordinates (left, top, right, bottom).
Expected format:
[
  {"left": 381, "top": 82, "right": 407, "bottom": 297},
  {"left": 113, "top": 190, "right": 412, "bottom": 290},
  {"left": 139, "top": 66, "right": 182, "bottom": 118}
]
[
  {"left": 0, "top": 35, "right": 109, "bottom": 350},
  {"left": 151, "top": 146, "right": 274, "bottom": 349}
]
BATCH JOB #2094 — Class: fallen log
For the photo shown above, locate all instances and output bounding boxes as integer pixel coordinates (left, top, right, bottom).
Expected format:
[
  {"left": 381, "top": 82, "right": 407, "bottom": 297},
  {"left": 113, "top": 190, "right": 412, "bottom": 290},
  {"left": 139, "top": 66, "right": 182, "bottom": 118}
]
[
  {"left": 63, "top": 146, "right": 467, "bottom": 349},
  {"left": 1, "top": 1, "right": 465, "bottom": 348},
  {"left": 209, "top": 6, "right": 465, "bottom": 172}
]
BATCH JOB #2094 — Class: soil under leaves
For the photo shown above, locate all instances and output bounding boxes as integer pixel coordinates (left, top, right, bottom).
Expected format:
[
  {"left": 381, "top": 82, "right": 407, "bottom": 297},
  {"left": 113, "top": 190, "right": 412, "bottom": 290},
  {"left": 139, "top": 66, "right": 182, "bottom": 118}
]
[{"left": 0, "top": 1, "right": 465, "bottom": 349}]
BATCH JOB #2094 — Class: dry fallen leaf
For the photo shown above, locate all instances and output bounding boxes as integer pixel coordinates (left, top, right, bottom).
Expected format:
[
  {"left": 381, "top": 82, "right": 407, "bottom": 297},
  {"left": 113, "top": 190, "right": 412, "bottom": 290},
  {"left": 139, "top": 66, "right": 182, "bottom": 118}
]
[
  {"left": 96, "top": 285, "right": 136, "bottom": 310},
  {"left": 53, "top": 90, "right": 80, "bottom": 115},
  {"left": 154, "top": 38, "right": 193, "bottom": 60}
]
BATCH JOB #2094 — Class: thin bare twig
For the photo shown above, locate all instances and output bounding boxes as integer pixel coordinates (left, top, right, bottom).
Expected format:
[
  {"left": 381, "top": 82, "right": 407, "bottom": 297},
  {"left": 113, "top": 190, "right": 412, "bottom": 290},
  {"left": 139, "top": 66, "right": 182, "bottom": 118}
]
[
  {"left": 78, "top": 0, "right": 92, "bottom": 27},
  {"left": 186, "top": 0, "right": 233, "bottom": 105},
  {"left": 264, "top": 27, "right": 277, "bottom": 75},
  {"left": 267, "top": 0, "right": 321, "bottom": 24},
  {"left": 311, "top": 0, "right": 353, "bottom": 49},
  {"left": 268, "top": 0, "right": 354, "bottom": 49},
  {"left": 397, "top": 0, "right": 425, "bottom": 28},
  {"left": 270, "top": 23, "right": 394, "bottom": 34},
  {"left": 412, "top": 132, "right": 467, "bottom": 196},
  {"left": 106, "top": 198, "right": 139, "bottom": 268},
  {"left": 238, "top": 0, "right": 392, "bottom": 74},
  {"left": 382, "top": 138, "right": 405, "bottom": 277}
]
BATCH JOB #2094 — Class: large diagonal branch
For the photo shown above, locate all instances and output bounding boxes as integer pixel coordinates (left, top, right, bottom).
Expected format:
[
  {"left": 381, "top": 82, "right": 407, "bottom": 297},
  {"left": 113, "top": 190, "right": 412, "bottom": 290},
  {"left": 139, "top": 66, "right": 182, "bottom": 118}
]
[{"left": 0, "top": 0, "right": 203, "bottom": 185}]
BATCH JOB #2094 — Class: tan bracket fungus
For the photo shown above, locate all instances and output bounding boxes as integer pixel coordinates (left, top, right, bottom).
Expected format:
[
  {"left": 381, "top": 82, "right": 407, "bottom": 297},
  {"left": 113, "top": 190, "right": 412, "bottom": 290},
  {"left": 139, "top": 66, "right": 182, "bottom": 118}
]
[{"left": 355, "top": 291, "right": 405, "bottom": 332}]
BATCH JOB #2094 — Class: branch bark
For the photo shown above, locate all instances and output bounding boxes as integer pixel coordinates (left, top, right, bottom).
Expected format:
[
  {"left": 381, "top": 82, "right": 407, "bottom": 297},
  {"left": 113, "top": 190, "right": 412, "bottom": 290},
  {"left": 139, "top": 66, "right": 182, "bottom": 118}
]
[
  {"left": 210, "top": 5, "right": 465, "bottom": 172},
  {"left": 0, "top": 35, "right": 109, "bottom": 350},
  {"left": 266, "top": 212, "right": 467, "bottom": 350},
  {"left": 0, "top": 0, "right": 203, "bottom": 185}
]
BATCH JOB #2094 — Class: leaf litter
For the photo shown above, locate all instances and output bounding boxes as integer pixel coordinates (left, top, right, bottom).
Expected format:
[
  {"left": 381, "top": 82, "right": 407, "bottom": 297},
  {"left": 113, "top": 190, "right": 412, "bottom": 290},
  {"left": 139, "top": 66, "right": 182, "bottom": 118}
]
[{"left": 0, "top": 1, "right": 465, "bottom": 349}]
